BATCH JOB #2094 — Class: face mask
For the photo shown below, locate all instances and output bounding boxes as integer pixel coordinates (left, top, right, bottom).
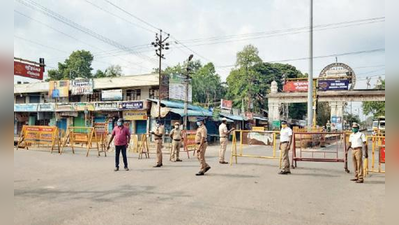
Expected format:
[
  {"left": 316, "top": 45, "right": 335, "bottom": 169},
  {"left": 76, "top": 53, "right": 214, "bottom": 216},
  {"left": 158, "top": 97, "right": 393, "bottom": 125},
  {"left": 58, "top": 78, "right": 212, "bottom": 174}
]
[
  {"left": 175, "top": 126, "right": 179, "bottom": 129},
  {"left": 282, "top": 124, "right": 287, "bottom": 128},
  {"left": 352, "top": 128, "right": 359, "bottom": 133},
  {"left": 196, "top": 122, "right": 202, "bottom": 126},
  {"left": 117, "top": 122, "right": 122, "bottom": 127}
]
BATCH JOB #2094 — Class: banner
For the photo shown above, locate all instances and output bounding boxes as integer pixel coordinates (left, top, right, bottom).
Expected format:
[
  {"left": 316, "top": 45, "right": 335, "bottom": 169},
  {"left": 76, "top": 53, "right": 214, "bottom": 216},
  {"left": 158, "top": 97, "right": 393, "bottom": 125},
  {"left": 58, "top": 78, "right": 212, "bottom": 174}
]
[
  {"left": 56, "top": 103, "right": 75, "bottom": 112},
  {"left": 318, "top": 79, "right": 349, "bottom": 91},
  {"left": 123, "top": 110, "right": 148, "bottom": 120},
  {"left": 49, "top": 80, "right": 69, "bottom": 98},
  {"left": 75, "top": 103, "right": 95, "bottom": 111},
  {"left": 102, "top": 89, "right": 122, "bottom": 101},
  {"left": 220, "top": 99, "right": 233, "bottom": 110},
  {"left": 283, "top": 81, "right": 308, "bottom": 92},
  {"left": 169, "top": 73, "right": 192, "bottom": 102},
  {"left": 14, "top": 104, "right": 38, "bottom": 112},
  {"left": 38, "top": 103, "right": 55, "bottom": 112},
  {"left": 71, "top": 79, "right": 93, "bottom": 95},
  {"left": 119, "top": 101, "right": 145, "bottom": 110},
  {"left": 95, "top": 102, "right": 119, "bottom": 111},
  {"left": 14, "top": 61, "right": 43, "bottom": 80}
]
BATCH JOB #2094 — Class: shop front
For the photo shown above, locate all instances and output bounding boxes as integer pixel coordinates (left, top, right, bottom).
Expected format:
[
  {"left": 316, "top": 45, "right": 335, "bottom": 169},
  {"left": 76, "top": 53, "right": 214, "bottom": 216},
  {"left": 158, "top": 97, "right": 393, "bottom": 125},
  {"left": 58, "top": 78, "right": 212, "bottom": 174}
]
[
  {"left": 14, "top": 103, "right": 39, "bottom": 135},
  {"left": 94, "top": 102, "right": 120, "bottom": 133},
  {"left": 119, "top": 101, "right": 149, "bottom": 134}
]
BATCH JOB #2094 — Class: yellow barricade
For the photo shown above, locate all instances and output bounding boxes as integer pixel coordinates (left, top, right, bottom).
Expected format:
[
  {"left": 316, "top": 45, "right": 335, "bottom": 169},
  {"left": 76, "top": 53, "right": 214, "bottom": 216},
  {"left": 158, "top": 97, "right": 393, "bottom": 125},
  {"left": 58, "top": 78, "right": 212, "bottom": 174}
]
[
  {"left": 15, "top": 125, "right": 61, "bottom": 153},
  {"left": 61, "top": 126, "right": 105, "bottom": 157},
  {"left": 230, "top": 130, "right": 281, "bottom": 168},
  {"left": 364, "top": 135, "right": 385, "bottom": 176}
]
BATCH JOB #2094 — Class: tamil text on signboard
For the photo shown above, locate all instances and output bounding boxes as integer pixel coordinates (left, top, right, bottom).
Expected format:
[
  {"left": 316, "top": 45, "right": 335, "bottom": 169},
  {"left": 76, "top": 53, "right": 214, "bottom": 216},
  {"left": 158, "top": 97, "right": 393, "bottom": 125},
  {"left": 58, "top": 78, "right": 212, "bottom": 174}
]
[
  {"left": 71, "top": 79, "right": 93, "bottom": 95},
  {"left": 14, "top": 61, "right": 43, "bottom": 80},
  {"left": 123, "top": 110, "right": 147, "bottom": 120},
  {"left": 119, "top": 101, "right": 144, "bottom": 110},
  {"left": 283, "top": 81, "right": 308, "bottom": 92},
  {"left": 318, "top": 79, "right": 349, "bottom": 91}
]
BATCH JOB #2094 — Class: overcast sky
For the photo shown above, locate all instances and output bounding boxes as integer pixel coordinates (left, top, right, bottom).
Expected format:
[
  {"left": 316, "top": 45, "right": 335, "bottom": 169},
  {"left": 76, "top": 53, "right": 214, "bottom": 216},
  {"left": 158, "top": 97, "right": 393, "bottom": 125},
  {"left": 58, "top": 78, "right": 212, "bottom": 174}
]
[{"left": 14, "top": 0, "right": 385, "bottom": 119}]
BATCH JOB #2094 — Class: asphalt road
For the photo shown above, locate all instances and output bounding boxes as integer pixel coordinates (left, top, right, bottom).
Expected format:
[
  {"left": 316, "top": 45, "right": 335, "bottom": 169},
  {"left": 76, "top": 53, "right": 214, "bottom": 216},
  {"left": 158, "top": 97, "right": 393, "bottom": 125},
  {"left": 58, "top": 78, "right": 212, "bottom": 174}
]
[{"left": 14, "top": 144, "right": 385, "bottom": 225}]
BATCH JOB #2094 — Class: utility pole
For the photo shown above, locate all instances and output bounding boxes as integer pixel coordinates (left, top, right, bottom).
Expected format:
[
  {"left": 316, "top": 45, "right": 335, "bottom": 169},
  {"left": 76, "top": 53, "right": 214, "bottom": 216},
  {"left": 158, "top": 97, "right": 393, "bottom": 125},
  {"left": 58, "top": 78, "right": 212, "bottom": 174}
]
[
  {"left": 307, "top": 0, "right": 314, "bottom": 130},
  {"left": 184, "top": 54, "right": 194, "bottom": 130},
  {"left": 152, "top": 30, "right": 170, "bottom": 121}
]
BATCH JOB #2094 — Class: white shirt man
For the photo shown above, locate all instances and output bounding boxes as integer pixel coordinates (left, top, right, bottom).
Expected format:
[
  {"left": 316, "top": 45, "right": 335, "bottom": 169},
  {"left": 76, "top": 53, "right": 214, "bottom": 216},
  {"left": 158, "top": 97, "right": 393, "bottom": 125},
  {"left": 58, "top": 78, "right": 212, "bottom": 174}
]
[
  {"left": 348, "top": 123, "right": 368, "bottom": 183},
  {"left": 279, "top": 121, "right": 292, "bottom": 174},
  {"left": 218, "top": 118, "right": 234, "bottom": 164}
]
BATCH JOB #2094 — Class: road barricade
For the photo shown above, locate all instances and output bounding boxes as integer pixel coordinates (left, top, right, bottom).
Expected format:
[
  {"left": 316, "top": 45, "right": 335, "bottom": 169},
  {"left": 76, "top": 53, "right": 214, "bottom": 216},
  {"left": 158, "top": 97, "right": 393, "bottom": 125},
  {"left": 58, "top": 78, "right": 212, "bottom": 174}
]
[
  {"left": 230, "top": 130, "right": 280, "bottom": 166},
  {"left": 61, "top": 126, "right": 105, "bottom": 157},
  {"left": 183, "top": 130, "right": 197, "bottom": 159},
  {"left": 364, "top": 135, "right": 385, "bottom": 176},
  {"left": 292, "top": 132, "right": 349, "bottom": 172},
  {"left": 15, "top": 125, "right": 61, "bottom": 153}
]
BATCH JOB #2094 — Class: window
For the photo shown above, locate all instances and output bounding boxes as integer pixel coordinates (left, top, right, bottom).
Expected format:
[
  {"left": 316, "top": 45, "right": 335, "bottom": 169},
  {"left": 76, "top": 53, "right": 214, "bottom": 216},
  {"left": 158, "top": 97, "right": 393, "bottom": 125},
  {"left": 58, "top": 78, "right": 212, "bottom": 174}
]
[
  {"left": 87, "top": 92, "right": 101, "bottom": 102},
  {"left": 16, "top": 95, "right": 26, "bottom": 104},
  {"left": 149, "top": 88, "right": 159, "bottom": 99},
  {"left": 126, "top": 89, "right": 141, "bottom": 100},
  {"left": 68, "top": 95, "right": 81, "bottom": 102},
  {"left": 29, "top": 95, "right": 40, "bottom": 103}
]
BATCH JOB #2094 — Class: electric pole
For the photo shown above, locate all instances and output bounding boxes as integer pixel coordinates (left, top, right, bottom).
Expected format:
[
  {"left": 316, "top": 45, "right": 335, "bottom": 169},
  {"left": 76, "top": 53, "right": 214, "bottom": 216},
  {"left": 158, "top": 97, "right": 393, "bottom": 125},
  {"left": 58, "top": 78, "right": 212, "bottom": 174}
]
[
  {"left": 184, "top": 54, "right": 194, "bottom": 131},
  {"left": 307, "top": 0, "right": 314, "bottom": 130},
  {"left": 152, "top": 30, "right": 170, "bottom": 121}
]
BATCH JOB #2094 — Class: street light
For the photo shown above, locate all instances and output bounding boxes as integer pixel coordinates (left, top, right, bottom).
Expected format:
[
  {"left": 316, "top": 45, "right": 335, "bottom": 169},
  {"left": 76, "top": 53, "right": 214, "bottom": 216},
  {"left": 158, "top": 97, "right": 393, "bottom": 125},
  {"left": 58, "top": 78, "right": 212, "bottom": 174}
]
[{"left": 184, "top": 54, "right": 194, "bottom": 130}]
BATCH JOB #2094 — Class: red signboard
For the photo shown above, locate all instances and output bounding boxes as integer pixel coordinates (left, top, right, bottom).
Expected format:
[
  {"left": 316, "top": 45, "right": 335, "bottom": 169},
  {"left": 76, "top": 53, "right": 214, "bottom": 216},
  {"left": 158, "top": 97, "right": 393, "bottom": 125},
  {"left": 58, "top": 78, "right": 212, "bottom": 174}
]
[
  {"left": 220, "top": 99, "right": 233, "bottom": 110},
  {"left": 14, "top": 61, "right": 44, "bottom": 80},
  {"left": 283, "top": 81, "right": 308, "bottom": 92}
]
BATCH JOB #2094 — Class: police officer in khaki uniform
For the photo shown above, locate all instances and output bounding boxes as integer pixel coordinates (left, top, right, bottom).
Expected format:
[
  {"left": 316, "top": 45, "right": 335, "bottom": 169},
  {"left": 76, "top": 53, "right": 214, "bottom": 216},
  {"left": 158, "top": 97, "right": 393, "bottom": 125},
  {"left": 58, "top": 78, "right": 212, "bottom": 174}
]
[
  {"left": 151, "top": 120, "right": 164, "bottom": 167},
  {"left": 169, "top": 122, "right": 183, "bottom": 162},
  {"left": 218, "top": 118, "right": 235, "bottom": 164},
  {"left": 347, "top": 122, "right": 368, "bottom": 183},
  {"left": 195, "top": 118, "right": 211, "bottom": 176}
]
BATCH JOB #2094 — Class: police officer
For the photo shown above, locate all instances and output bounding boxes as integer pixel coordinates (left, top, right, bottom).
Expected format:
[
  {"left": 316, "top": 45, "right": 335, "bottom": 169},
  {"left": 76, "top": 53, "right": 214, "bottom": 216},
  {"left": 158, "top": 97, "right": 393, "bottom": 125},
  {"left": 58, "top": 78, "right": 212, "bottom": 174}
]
[
  {"left": 347, "top": 123, "right": 368, "bottom": 183},
  {"left": 279, "top": 121, "right": 293, "bottom": 175},
  {"left": 195, "top": 118, "right": 211, "bottom": 176},
  {"left": 169, "top": 122, "right": 183, "bottom": 162},
  {"left": 218, "top": 118, "right": 235, "bottom": 164},
  {"left": 151, "top": 120, "right": 164, "bottom": 167}
]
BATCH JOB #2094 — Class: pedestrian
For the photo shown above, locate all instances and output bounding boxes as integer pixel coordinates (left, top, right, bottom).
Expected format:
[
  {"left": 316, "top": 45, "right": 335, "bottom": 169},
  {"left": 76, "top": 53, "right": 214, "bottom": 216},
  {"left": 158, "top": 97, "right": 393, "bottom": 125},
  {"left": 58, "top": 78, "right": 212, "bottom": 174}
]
[
  {"left": 326, "top": 120, "right": 331, "bottom": 132},
  {"left": 195, "top": 118, "right": 211, "bottom": 176},
  {"left": 151, "top": 120, "right": 164, "bottom": 167},
  {"left": 218, "top": 118, "right": 235, "bottom": 164},
  {"left": 107, "top": 118, "right": 130, "bottom": 171},
  {"left": 279, "top": 120, "right": 292, "bottom": 175},
  {"left": 169, "top": 122, "right": 183, "bottom": 162},
  {"left": 347, "top": 123, "right": 368, "bottom": 183}
]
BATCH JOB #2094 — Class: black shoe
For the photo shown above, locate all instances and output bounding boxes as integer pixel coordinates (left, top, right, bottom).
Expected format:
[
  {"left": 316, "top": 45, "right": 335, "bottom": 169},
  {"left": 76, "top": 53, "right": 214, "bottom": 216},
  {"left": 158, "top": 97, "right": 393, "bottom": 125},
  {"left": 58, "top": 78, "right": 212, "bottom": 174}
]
[
  {"left": 356, "top": 180, "right": 364, "bottom": 183},
  {"left": 278, "top": 171, "right": 289, "bottom": 175},
  {"left": 153, "top": 164, "right": 163, "bottom": 168},
  {"left": 114, "top": 168, "right": 119, "bottom": 172},
  {"left": 204, "top": 166, "right": 211, "bottom": 173},
  {"left": 350, "top": 178, "right": 358, "bottom": 182},
  {"left": 219, "top": 161, "right": 228, "bottom": 164},
  {"left": 124, "top": 167, "right": 129, "bottom": 171},
  {"left": 196, "top": 171, "right": 205, "bottom": 176},
  {"left": 176, "top": 159, "right": 183, "bottom": 162}
]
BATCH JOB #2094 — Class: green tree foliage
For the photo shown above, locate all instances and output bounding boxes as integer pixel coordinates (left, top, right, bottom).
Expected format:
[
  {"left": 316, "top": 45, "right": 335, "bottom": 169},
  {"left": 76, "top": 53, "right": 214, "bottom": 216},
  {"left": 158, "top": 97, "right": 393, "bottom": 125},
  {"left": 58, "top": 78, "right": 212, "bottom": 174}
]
[
  {"left": 362, "top": 80, "right": 385, "bottom": 117},
  {"left": 94, "top": 69, "right": 106, "bottom": 78},
  {"left": 226, "top": 45, "right": 306, "bottom": 115},
  {"left": 316, "top": 102, "right": 330, "bottom": 126},
  {"left": 104, "top": 65, "right": 123, "bottom": 77},
  {"left": 48, "top": 50, "right": 94, "bottom": 80}
]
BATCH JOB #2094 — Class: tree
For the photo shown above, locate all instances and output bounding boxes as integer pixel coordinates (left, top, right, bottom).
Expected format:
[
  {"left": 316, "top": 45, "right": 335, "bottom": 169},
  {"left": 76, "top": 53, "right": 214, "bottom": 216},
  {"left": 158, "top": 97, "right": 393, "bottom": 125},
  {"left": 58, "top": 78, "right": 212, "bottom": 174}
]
[
  {"left": 105, "top": 65, "right": 123, "bottom": 77},
  {"left": 94, "top": 69, "right": 106, "bottom": 78},
  {"left": 48, "top": 50, "right": 94, "bottom": 80},
  {"left": 362, "top": 80, "right": 385, "bottom": 117}
]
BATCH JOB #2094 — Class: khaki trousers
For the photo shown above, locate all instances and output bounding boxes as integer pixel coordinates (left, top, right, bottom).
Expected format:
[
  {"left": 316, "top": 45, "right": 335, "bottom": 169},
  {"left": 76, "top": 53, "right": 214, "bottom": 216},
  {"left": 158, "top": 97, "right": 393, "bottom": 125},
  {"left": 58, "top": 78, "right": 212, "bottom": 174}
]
[
  {"left": 280, "top": 142, "right": 290, "bottom": 172},
  {"left": 197, "top": 143, "right": 209, "bottom": 172},
  {"left": 219, "top": 138, "right": 228, "bottom": 162},
  {"left": 171, "top": 140, "right": 180, "bottom": 161},
  {"left": 156, "top": 140, "right": 163, "bottom": 165},
  {"left": 352, "top": 148, "right": 363, "bottom": 181}
]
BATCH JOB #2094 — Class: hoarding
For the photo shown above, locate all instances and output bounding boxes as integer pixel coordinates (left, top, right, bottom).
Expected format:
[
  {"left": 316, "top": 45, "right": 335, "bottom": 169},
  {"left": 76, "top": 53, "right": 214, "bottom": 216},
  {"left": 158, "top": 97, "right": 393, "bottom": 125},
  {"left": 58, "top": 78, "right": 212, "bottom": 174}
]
[
  {"left": 101, "top": 89, "right": 122, "bottom": 101},
  {"left": 123, "top": 110, "right": 148, "bottom": 120},
  {"left": 95, "top": 102, "right": 119, "bottom": 111},
  {"left": 56, "top": 103, "right": 75, "bottom": 112},
  {"left": 14, "top": 61, "right": 44, "bottom": 80},
  {"left": 318, "top": 79, "right": 349, "bottom": 91},
  {"left": 119, "top": 101, "right": 145, "bottom": 110},
  {"left": 71, "top": 79, "right": 93, "bottom": 95},
  {"left": 49, "top": 80, "right": 69, "bottom": 98},
  {"left": 220, "top": 99, "right": 233, "bottom": 110},
  {"left": 283, "top": 81, "right": 308, "bottom": 92},
  {"left": 14, "top": 104, "right": 38, "bottom": 112},
  {"left": 38, "top": 103, "right": 55, "bottom": 112},
  {"left": 75, "top": 103, "right": 95, "bottom": 111},
  {"left": 169, "top": 74, "right": 192, "bottom": 102}
]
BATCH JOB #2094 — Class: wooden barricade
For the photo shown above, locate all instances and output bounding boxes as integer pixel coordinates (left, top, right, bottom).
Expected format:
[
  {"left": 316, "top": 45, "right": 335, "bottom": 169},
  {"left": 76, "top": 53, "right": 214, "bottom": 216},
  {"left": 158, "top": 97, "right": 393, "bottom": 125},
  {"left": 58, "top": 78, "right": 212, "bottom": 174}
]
[
  {"left": 61, "top": 127, "right": 105, "bottom": 157},
  {"left": 15, "top": 125, "right": 60, "bottom": 153},
  {"left": 138, "top": 134, "right": 150, "bottom": 159},
  {"left": 183, "top": 130, "right": 197, "bottom": 159}
]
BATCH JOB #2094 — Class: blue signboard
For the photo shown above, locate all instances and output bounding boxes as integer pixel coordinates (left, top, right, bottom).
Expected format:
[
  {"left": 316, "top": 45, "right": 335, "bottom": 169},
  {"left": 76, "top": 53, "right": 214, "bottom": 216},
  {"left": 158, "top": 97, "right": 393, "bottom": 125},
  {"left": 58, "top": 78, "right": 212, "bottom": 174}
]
[
  {"left": 119, "top": 101, "right": 144, "bottom": 110},
  {"left": 14, "top": 104, "right": 38, "bottom": 112},
  {"left": 318, "top": 79, "right": 349, "bottom": 91}
]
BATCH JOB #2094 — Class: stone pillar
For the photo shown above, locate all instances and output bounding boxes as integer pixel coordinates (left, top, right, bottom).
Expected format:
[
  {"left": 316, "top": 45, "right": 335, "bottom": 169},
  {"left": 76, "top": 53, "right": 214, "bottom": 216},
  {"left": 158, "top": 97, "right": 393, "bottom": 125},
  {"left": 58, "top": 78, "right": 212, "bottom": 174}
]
[
  {"left": 268, "top": 101, "right": 281, "bottom": 123},
  {"left": 329, "top": 101, "right": 345, "bottom": 131}
]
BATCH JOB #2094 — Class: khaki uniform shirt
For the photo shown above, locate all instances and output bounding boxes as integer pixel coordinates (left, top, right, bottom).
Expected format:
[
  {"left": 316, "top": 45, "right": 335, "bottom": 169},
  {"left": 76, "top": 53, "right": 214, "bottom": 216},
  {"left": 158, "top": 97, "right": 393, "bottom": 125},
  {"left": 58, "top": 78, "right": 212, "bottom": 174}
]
[
  {"left": 195, "top": 125, "right": 207, "bottom": 143},
  {"left": 153, "top": 126, "right": 164, "bottom": 140},
  {"left": 170, "top": 128, "right": 182, "bottom": 140},
  {"left": 219, "top": 123, "right": 228, "bottom": 138}
]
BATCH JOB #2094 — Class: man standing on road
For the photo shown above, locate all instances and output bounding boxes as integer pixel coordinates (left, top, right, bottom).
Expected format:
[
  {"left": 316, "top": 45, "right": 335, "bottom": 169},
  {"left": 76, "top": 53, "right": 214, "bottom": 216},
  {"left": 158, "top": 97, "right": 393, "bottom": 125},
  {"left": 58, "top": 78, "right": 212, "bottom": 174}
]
[
  {"left": 279, "top": 121, "right": 292, "bottom": 175},
  {"left": 347, "top": 123, "right": 368, "bottom": 183},
  {"left": 218, "top": 118, "right": 235, "bottom": 164},
  {"left": 195, "top": 118, "right": 211, "bottom": 176},
  {"left": 169, "top": 122, "right": 183, "bottom": 162},
  {"left": 107, "top": 118, "right": 130, "bottom": 171},
  {"left": 151, "top": 120, "right": 164, "bottom": 167}
]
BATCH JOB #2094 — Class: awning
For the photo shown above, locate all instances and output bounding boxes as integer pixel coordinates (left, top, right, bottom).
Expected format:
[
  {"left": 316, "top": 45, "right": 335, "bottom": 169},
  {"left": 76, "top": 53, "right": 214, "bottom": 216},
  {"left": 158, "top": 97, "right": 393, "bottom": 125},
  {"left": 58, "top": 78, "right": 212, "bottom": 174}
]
[
  {"left": 220, "top": 113, "right": 245, "bottom": 121},
  {"left": 169, "top": 108, "right": 212, "bottom": 117},
  {"left": 253, "top": 117, "right": 268, "bottom": 121},
  {"left": 219, "top": 117, "right": 234, "bottom": 123}
]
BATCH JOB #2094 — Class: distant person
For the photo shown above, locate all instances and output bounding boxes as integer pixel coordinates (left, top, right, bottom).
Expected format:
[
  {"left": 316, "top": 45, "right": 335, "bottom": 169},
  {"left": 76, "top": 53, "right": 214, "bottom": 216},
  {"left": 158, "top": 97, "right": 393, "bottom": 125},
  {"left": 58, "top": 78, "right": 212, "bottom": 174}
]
[
  {"left": 151, "top": 120, "right": 164, "bottom": 167},
  {"left": 169, "top": 122, "right": 183, "bottom": 162},
  {"left": 326, "top": 120, "right": 331, "bottom": 132},
  {"left": 195, "top": 118, "right": 211, "bottom": 176},
  {"left": 347, "top": 123, "right": 368, "bottom": 183},
  {"left": 279, "top": 121, "right": 293, "bottom": 175},
  {"left": 107, "top": 118, "right": 130, "bottom": 171},
  {"left": 218, "top": 118, "right": 235, "bottom": 164}
]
